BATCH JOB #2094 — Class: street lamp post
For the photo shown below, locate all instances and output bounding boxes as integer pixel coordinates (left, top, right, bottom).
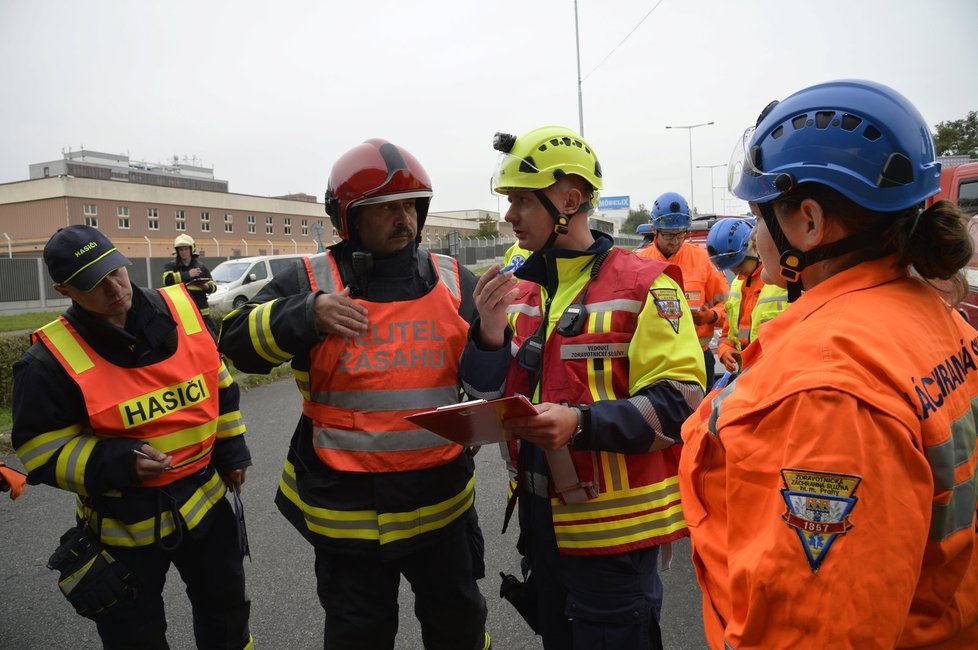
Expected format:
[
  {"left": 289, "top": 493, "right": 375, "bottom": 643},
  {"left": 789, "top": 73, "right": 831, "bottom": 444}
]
[
  {"left": 696, "top": 163, "right": 727, "bottom": 214},
  {"left": 666, "top": 121, "right": 714, "bottom": 213},
  {"left": 574, "top": 0, "right": 584, "bottom": 135}
]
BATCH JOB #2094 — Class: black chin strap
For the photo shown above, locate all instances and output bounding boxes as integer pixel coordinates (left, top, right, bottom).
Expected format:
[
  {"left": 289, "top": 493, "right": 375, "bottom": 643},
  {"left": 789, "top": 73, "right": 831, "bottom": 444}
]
[
  {"left": 758, "top": 202, "right": 884, "bottom": 303},
  {"left": 533, "top": 190, "right": 579, "bottom": 251}
]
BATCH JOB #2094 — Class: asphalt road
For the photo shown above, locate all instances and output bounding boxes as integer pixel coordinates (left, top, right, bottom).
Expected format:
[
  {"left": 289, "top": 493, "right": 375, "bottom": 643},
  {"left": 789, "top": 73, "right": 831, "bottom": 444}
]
[{"left": 0, "top": 379, "right": 706, "bottom": 649}]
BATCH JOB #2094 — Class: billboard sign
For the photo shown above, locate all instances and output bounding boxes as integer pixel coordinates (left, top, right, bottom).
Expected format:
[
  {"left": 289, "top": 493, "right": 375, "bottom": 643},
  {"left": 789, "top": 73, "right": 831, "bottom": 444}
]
[{"left": 597, "top": 195, "right": 630, "bottom": 210}]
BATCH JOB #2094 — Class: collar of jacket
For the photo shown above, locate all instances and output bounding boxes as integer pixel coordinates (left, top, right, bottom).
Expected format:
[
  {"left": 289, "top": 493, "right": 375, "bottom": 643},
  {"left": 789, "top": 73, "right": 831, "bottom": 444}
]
[
  {"left": 66, "top": 285, "right": 177, "bottom": 354},
  {"left": 515, "top": 230, "right": 614, "bottom": 293}
]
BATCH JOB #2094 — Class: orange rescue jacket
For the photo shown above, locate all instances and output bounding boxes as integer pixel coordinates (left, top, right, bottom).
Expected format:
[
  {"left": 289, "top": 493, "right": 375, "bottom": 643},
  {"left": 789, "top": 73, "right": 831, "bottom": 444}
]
[{"left": 679, "top": 256, "right": 978, "bottom": 649}]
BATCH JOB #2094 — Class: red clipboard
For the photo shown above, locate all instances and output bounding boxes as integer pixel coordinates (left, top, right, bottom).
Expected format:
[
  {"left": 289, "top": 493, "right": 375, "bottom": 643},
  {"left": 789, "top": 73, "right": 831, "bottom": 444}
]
[{"left": 404, "top": 394, "right": 539, "bottom": 446}]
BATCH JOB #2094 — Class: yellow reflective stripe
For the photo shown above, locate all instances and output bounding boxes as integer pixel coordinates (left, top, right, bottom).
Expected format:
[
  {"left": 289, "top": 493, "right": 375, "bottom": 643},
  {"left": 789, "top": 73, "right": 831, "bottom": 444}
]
[
  {"left": 279, "top": 460, "right": 380, "bottom": 540},
  {"left": 554, "top": 502, "right": 686, "bottom": 550},
  {"left": 161, "top": 285, "right": 202, "bottom": 336},
  {"left": 552, "top": 475, "right": 682, "bottom": 521},
  {"left": 243, "top": 635, "right": 254, "bottom": 650},
  {"left": 378, "top": 475, "right": 474, "bottom": 545},
  {"left": 89, "top": 472, "right": 224, "bottom": 548},
  {"left": 217, "top": 362, "right": 233, "bottom": 388},
  {"left": 292, "top": 368, "right": 311, "bottom": 400},
  {"left": 181, "top": 471, "right": 226, "bottom": 530},
  {"left": 248, "top": 300, "right": 291, "bottom": 364},
  {"left": 162, "top": 270, "right": 181, "bottom": 285},
  {"left": 150, "top": 419, "right": 218, "bottom": 454},
  {"left": 16, "top": 423, "right": 83, "bottom": 473},
  {"left": 55, "top": 434, "right": 98, "bottom": 495},
  {"left": 216, "top": 411, "right": 246, "bottom": 439},
  {"left": 39, "top": 320, "right": 95, "bottom": 374},
  {"left": 58, "top": 553, "right": 100, "bottom": 595}
]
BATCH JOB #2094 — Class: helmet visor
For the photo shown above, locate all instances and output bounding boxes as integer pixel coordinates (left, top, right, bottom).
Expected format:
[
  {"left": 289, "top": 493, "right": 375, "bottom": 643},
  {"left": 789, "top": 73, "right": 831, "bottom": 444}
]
[
  {"left": 708, "top": 250, "right": 742, "bottom": 271},
  {"left": 728, "top": 127, "right": 785, "bottom": 204},
  {"left": 492, "top": 152, "right": 546, "bottom": 194}
]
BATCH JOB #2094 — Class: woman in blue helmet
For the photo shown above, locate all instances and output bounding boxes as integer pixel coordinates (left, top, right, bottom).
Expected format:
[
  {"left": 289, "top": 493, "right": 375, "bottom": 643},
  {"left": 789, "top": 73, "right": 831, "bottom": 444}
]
[
  {"left": 679, "top": 80, "right": 978, "bottom": 648},
  {"left": 706, "top": 217, "right": 788, "bottom": 374}
]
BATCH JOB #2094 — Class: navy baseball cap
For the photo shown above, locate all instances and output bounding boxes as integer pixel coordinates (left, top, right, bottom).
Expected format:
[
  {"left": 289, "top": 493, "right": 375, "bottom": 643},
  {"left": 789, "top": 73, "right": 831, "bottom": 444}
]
[{"left": 43, "top": 225, "right": 131, "bottom": 291}]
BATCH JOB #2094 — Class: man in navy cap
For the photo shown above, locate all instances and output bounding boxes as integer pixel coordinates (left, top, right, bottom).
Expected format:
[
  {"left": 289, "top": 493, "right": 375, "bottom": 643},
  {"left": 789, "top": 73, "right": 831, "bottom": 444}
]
[{"left": 12, "top": 225, "right": 254, "bottom": 649}]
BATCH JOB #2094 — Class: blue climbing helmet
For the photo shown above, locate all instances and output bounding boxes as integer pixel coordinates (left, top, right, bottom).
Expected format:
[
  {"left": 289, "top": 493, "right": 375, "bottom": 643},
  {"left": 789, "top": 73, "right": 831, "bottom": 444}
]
[
  {"left": 635, "top": 223, "right": 653, "bottom": 235},
  {"left": 727, "top": 79, "right": 941, "bottom": 213},
  {"left": 651, "top": 192, "right": 691, "bottom": 230},
  {"left": 707, "top": 217, "right": 756, "bottom": 270}
]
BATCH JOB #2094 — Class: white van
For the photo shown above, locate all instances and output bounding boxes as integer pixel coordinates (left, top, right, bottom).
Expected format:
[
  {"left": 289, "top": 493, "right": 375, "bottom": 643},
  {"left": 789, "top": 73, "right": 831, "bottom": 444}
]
[{"left": 208, "top": 254, "right": 307, "bottom": 312}]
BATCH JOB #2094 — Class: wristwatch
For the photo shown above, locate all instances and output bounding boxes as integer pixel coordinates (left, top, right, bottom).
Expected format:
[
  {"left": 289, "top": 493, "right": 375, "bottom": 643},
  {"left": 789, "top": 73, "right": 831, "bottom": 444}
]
[{"left": 569, "top": 404, "right": 589, "bottom": 447}]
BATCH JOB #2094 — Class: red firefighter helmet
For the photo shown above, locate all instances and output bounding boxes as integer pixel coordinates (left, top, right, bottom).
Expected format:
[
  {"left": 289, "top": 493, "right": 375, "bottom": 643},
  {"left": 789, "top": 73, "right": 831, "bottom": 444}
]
[{"left": 324, "top": 139, "right": 433, "bottom": 240}]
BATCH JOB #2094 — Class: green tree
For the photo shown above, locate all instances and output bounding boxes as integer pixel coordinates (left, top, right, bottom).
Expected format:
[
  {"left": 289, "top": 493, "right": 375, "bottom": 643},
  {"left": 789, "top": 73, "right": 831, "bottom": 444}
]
[
  {"left": 623, "top": 204, "right": 651, "bottom": 234},
  {"left": 476, "top": 215, "right": 498, "bottom": 237},
  {"left": 933, "top": 111, "right": 978, "bottom": 158}
]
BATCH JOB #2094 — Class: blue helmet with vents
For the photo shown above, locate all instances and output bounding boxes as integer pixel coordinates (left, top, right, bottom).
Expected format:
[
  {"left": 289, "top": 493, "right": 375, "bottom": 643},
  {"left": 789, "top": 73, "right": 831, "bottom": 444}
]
[
  {"left": 707, "top": 217, "right": 756, "bottom": 270},
  {"left": 728, "top": 79, "right": 941, "bottom": 212},
  {"left": 651, "top": 192, "right": 691, "bottom": 230}
]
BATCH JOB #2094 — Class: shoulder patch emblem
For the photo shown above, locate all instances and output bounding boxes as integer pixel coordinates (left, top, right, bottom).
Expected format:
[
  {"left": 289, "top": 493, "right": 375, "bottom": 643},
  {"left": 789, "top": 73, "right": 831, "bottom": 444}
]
[
  {"left": 650, "top": 288, "right": 682, "bottom": 333},
  {"left": 780, "top": 469, "right": 861, "bottom": 573}
]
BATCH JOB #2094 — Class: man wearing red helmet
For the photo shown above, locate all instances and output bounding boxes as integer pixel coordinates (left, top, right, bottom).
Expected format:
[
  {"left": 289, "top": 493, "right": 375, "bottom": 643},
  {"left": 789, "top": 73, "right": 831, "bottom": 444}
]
[{"left": 219, "top": 139, "right": 489, "bottom": 650}]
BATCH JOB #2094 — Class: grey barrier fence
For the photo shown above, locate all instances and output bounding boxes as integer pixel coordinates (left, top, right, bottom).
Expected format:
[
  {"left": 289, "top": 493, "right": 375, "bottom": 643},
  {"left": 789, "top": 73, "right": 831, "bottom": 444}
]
[{"left": 0, "top": 234, "right": 644, "bottom": 314}]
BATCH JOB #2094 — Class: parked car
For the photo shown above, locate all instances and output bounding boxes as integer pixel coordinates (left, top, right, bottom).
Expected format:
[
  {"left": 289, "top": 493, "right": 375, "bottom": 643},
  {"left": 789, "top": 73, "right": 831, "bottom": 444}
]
[{"left": 208, "top": 254, "right": 306, "bottom": 312}]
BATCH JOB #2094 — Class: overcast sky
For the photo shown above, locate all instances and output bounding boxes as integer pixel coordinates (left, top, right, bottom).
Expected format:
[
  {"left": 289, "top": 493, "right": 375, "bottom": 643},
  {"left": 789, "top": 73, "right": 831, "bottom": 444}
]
[{"left": 1, "top": 0, "right": 976, "bottom": 219}]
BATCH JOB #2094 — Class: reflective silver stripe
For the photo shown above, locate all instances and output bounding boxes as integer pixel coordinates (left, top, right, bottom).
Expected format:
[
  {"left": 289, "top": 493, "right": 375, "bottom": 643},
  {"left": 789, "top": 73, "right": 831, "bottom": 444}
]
[
  {"left": 314, "top": 426, "right": 452, "bottom": 452},
  {"left": 279, "top": 467, "right": 380, "bottom": 534},
  {"left": 553, "top": 480, "right": 680, "bottom": 516},
  {"left": 555, "top": 508, "right": 685, "bottom": 544},
  {"left": 725, "top": 642, "right": 737, "bottom": 650},
  {"left": 460, "top": 380, "right": 504, "bottom": 401},
  {"left": 728, "top": 292, "right": 742, "bottom": 300},
  {"left": 18, "top": 428, "right": 80, "bottom": 469},
  {"left": 507, "top": 303, "right": 541, "bottom": 317},
  {"left": 926, "top": 401, "right": 978, "bottom": 540},
  {"left": 662, "top": 378, "right": 705, "bottom": 411},
  {"left": 432, "top": 254, "right": 460, "bottom": 300},
  {"left": 708, "top": 379, "right": 738, "bottom": 436},
  {"left": 216, "top": 414, "right": 245, "bottom": 436},
  {"left": 309, "top": 385, "right": 459, "bottom": 410},
  {"left": 586, "top": 298, "right": 642, "bottom": 314},
  {"left": 218, "top": 364, "right": 231, "bottom": 385},
  {"left": 628, "top": 394, "right": 665, "bottom": 443},
  {"left": 377, "top": 485, "right": 472, "bottom": 539},
  {"left": 737, "top": 327, "right": 750, "bottom": 339},
  {"left": 307, "top": 253, "right": 337, "bottom": 293},
  {"left": 926, "top": 405, "right": 977, "bottom": 492},
  {"left": 756, "top": 295, "right": 785, "bottom": 306},
  {"left": 698, "top": 335, "right": 714, "bottom": 346},
  {"left": 510, "top": 338, "right": 521, "bottom": 358},
  {"left": 182, "top": 474, "right": 227, "bottom": 524},
  {"left": 930, "top": 476, "right": 977, "bottom": 540}
]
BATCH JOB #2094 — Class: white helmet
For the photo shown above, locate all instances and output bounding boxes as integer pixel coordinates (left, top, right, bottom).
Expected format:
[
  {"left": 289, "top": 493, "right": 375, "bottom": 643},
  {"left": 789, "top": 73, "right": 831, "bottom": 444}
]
[{"left": 174, "top": 234, "right": 196, "bottom": 252}]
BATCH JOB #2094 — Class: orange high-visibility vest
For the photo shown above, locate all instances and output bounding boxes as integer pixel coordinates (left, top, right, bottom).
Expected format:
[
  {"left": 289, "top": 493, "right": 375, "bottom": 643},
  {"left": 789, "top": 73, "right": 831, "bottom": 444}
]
[
  {"left": 32, "top": 284, "right": 221, "bottom": 487},
  {"left": 680, "top": 256, "right": 978, "bottom": 649},
  {"left": 301, "top": 252, "right": 469, "bottom": 473}
]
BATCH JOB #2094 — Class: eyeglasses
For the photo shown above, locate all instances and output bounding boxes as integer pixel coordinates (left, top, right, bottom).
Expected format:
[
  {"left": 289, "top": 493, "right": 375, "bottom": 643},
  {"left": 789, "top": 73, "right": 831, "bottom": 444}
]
[
  {"left": 230, "top": 485, "right": 251, "bottom": 562},
  {"left": 657, "top": 230, "right": 688, "bottom": 242}
]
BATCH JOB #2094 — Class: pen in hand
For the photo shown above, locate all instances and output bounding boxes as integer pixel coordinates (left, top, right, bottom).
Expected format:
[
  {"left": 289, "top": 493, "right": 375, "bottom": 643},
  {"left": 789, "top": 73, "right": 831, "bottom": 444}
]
[{"left": 132, "top": 448, "right": 174, "bottom": 471}]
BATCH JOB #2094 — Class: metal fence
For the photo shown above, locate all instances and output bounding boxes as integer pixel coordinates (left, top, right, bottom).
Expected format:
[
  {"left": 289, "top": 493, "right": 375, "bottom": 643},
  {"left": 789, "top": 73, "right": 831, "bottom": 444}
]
[{"left": 0, "top": 234, "right": 645, "bottom": 314}]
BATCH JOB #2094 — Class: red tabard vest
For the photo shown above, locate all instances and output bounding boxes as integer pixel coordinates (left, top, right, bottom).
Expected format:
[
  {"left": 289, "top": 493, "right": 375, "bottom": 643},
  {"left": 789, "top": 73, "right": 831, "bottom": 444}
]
[
  {"left": 505, "top": 248, "right": 689, "bottom": 555},
  {"left": 301, "top": 251, "right": 469, "bottom": 473},
  {"left": 32, "top": 284, "right": 221, "bottom": 487}
]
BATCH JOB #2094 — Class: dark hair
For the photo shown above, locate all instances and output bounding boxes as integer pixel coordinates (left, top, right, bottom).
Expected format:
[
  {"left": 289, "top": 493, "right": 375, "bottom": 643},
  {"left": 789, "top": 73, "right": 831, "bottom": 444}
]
[{"left": 778, "top": 183, "right": 973, "bottom": 305}]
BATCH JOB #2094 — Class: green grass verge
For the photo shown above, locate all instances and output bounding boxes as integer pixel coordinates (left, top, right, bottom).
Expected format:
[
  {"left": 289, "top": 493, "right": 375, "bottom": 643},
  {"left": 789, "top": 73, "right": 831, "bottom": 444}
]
[{"left": 0, "top": 311, "right": 62, "bottom": 333}]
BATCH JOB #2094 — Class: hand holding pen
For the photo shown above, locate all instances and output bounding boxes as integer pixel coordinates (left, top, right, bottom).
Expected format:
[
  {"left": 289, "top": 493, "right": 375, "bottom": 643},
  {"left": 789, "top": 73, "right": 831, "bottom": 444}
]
[{"left": 133, "top": 445, "right": 174, "bottom": 482}]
